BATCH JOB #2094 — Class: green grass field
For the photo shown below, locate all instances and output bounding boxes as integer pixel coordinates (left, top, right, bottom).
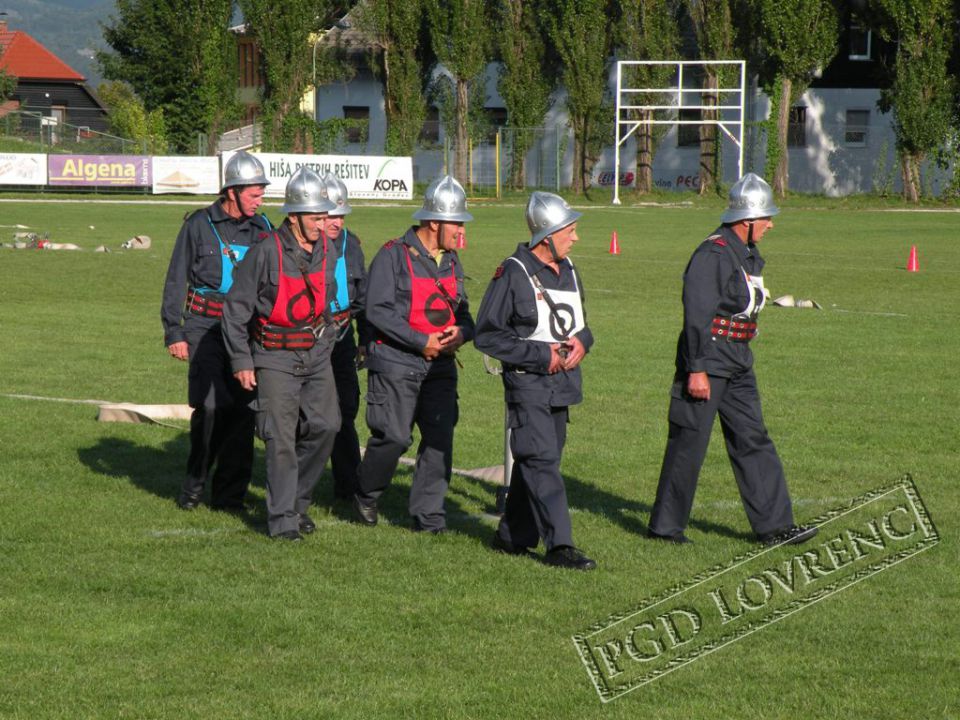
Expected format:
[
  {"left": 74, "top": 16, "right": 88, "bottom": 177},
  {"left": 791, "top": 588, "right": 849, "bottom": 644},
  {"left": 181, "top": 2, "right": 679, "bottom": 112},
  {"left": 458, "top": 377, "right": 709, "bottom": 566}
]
[{"left": 0, "top": 193, "right": 957, "bottom": 719}]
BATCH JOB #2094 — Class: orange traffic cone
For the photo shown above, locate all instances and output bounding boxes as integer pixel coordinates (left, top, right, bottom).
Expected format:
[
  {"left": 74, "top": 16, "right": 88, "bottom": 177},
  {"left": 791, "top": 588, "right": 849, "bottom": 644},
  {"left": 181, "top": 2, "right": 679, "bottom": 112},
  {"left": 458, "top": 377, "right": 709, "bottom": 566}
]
[
  {"left": 609, "top": 231, "right": 621, "bottom": 255},
  {"left": 906, "top": 245, "right": 919, "bottom": 272},
  {"left": 456, "top": 229, "right": 466, "bottom": 250}
]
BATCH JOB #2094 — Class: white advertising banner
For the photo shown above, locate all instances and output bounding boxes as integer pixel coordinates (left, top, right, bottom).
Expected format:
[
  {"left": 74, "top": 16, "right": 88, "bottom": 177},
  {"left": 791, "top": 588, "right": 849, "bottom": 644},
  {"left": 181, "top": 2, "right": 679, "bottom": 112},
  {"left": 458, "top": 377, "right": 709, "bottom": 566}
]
[
  {"left": 223, "top": 151, "right": 413, "bottom": 200},
  {"left": 0, "top": 153, "right": 47, "bottom": 185},
  {"left": 152, "top": 156, "right": 221, "bottom": 194}
]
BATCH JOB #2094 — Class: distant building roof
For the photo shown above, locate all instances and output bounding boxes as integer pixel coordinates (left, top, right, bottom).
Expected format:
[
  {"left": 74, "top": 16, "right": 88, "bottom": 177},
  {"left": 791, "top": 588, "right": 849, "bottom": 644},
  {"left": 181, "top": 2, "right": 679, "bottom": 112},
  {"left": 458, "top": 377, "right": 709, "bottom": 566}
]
[{"left": 0, "top": 23, "right": 85, "bottom": 82}]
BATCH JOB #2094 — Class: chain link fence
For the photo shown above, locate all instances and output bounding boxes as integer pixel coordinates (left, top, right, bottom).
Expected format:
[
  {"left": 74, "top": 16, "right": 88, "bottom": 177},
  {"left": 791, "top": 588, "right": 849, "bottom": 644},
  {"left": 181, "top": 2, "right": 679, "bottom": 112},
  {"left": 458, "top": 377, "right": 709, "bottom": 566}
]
[
  {"left": 0, "top": 110, "right": 142, "bottom": 155},
  {"left": 428, "top": 126, "right": 569, "bottom": 199}
]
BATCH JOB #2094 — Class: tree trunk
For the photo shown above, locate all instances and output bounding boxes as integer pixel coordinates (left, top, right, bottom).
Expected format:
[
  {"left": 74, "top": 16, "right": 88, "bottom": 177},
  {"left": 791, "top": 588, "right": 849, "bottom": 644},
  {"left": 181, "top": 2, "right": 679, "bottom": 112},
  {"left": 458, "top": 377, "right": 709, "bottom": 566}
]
[
  {"left": 901, "top": 152, "right": 921, "bottom": 203},
  {"left": 698, "top": 72, "right": 718, "bottom": 195},
  {"left": 635, "top": 110, "right": 653, "bottom": 194},
  {"left": 571, "top": 124, "right": 583, "bottom": 194},
  {"left": 455, "top": 77, "right": 469, "bottom": 183},
  {"left": 774, "top": 77, "right": 792, "bottom": 197}
]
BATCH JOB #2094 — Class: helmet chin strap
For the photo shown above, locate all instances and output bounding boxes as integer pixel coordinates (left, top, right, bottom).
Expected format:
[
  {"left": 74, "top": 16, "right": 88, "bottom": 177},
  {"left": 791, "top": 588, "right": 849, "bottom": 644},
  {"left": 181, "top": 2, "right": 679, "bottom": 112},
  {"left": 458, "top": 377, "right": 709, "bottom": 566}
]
[
  {"left": 545, "top": 235, "right": 562, "bottom": 263},
  {"left": 229, "top": 186, "right": 255, "bottom": 219},
  {"left": 294, "top": 214, "right": 312, "bottom": 246},
  {"left": 746, "top": 220, "right": 755, "bottom": 244}
]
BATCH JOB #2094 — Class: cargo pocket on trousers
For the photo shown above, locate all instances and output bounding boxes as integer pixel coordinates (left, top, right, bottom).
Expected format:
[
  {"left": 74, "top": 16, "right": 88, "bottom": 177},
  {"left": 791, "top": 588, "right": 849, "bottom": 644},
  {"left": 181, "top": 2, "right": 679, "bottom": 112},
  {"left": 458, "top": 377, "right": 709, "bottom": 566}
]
[
  {"left": 364, "top": 390, "right": 388, "bottom": 434},
  {"left": 667, "top": 381, "right": 701, "bottom": 430},
  {"left": 250, "top": 396, "right": 274, "bottom": 441}
]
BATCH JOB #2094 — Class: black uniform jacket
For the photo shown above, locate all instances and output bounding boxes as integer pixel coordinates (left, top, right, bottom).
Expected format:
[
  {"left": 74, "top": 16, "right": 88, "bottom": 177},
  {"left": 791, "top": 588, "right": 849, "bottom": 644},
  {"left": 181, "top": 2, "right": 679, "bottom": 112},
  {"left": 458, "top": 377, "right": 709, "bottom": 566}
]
[
  {"left": 475, "top": 243, "right": 594, "bottom": 407},
  {"left": 160, "top": 201, "right": 271, "bottom": 346},
  {"left": 221, "top": 220, "right": 340, "bottom": 374},
  {"left": 676, "top": 224, "right": 765, "bottom": 378},
  {"left": 332, "top": 228, "right": 371, "bottom": 346},
  {"left": 363, "top": 226, "right": 474, "bottom": 379}
]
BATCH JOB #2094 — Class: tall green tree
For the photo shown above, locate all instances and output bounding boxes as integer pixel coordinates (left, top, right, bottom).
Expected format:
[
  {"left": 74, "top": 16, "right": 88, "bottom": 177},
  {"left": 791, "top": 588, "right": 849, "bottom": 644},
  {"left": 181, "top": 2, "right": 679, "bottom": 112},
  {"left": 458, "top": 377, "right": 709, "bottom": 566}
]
[
  {"left": 685, "top": 0, "right": 737, "bottom": 195},
  {"left": 871, "top": 0, "right": 954, "bottom": 202},
  {"left": 618, "top": 0, "right": 680, "bottom": 194},
  {"left": 752, "top": 0, "right": 839, "bottom": 196},
  {"left": 495, "top": 0, "right": 555, "bottom": 190},
  {"left": 238, "top": 0, "right": 346, "bottom": 152},
  {"left": 98, "top": 0, "right": 238, "bottom": 153},
  {"left": 357, "top": 0, "right": 431, "bottom": 157},
  {"left": 542, "top": 0, "right": 616, "bottom": 194},
  {"left": 425, "top": 0, "right": 490, "bottom": 182},
  {"left": 98, "top": 81, "right": 169, "bottom": 153}
]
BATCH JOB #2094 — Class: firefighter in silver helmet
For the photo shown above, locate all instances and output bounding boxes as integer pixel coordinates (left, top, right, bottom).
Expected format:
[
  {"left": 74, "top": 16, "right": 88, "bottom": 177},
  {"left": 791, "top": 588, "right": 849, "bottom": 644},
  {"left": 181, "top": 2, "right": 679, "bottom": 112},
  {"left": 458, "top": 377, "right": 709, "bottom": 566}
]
[
  {"left": 221, "top": 166, "right": 341, "bottom": 540},
  {"left": 647, "top": 173, "right": 818, "bottom": 546},
  {"left": 160, "top": 149, "right": 272, "bottom": 513},
  {"left": 318, "top": 171, "right": 369, "bottom": 501},
  {"left": 474, "top": 191, "right": 597, "bottom": 570},
  {"left": 352, "top": 175, "right": 475, "bottom": 533}
]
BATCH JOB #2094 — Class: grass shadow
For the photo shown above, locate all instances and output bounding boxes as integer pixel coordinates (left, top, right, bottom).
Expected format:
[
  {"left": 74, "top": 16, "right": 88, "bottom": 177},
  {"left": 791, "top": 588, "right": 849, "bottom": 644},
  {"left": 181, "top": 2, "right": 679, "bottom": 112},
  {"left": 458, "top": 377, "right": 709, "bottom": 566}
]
[{"left": 76, "top": 434, "right": 271, "bottom": 534}]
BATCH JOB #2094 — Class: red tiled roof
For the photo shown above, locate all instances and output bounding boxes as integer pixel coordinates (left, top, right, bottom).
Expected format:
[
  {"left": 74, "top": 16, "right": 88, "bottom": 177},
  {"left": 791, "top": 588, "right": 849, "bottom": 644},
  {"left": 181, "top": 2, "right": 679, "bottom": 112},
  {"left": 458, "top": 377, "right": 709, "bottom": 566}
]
[{"left": 0, "top": 29, "right": 85, "bottom": 82}]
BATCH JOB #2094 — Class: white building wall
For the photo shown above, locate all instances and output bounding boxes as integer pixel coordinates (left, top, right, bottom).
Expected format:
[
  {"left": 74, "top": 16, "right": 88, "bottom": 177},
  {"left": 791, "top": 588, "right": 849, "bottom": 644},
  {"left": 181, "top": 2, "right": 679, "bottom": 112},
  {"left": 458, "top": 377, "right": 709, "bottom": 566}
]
[{"left": 315, "top": 62, "right": 943, "bottom": 196}]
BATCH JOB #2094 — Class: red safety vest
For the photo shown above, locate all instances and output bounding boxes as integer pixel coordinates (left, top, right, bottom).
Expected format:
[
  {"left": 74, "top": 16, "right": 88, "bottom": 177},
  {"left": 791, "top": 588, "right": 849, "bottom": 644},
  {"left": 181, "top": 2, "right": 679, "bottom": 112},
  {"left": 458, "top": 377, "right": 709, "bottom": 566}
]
[
  {"left": 263, "top": 232, "right": 327, "bottom": 328},
  {"left": 403, "top": 245, "right": 457, "bottom": 334}
]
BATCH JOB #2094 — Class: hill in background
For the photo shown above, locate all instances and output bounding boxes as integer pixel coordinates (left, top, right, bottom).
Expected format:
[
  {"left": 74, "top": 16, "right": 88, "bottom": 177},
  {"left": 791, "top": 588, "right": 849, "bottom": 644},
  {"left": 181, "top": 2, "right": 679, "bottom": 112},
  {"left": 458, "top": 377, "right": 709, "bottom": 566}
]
[{"left": 2, "top": 0, "right": 113, "bottom": 87}]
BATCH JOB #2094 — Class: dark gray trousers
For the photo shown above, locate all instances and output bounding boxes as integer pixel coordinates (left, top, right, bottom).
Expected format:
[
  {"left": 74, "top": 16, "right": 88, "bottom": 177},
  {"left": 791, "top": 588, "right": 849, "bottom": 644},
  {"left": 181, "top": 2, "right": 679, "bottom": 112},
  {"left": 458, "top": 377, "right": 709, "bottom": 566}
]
[
  {"left": 649, "top": 369, "right": 794, "bottom": 538},
  {"left": 357, "top": 370, "right": 458, "bottom": 531},
  {"left": 330, "top": 332, "right": 361, "bottom": 498},
  {"left": 254, "top": 362, "right": 340, "bottom": 536},
  {"left": 496, "top": 403, "right": 574, "bottom": 551},
  {"left": 182, "top": 324, "right": 254, "bottom": 508}
]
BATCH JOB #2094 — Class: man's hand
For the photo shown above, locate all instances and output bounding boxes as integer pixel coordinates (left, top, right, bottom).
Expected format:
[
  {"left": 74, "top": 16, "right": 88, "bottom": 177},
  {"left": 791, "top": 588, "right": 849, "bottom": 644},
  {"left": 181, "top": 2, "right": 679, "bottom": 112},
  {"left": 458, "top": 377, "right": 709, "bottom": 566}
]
[
  {"left": 561, "top": 336, "right": 586, "bottom": 370},
  {"left": 168, "top": 341, "right": 189, "bottom": 361},
  {"left": 356, "top": 346, "right": 367, "bottom": 370},
  {"left": 438, "top": 326, "right": 464, "bottom": 355},
  {"left": 234, "top": 369, "right": 257, "bottom": 391},
  {"left": 422, "top": 332, "right": 443, "bottom": 360},
  {"left": 547, "top": 343, "right": 564, "bottom": 374},
  {"left": 687, "top": 371, "right": 710, "bottom": 401}
]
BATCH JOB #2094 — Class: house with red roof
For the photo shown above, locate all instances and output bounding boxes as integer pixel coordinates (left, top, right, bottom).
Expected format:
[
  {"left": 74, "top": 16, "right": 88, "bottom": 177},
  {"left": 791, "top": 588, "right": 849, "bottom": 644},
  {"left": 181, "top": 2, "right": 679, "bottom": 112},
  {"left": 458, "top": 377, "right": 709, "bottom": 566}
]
[{"left": 0, "top": 18, "right": 109, "bottom": 134}]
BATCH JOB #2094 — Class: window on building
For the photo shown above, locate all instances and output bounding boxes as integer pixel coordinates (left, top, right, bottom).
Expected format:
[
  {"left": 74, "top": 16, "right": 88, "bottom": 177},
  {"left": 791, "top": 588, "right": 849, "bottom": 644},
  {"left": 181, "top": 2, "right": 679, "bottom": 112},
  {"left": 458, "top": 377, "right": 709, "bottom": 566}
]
[
  {"left": 343, "top": 106, "right": 369, "bottom": 143},
  {"left": 849, "top": 23, "right": 872, "bottom": 61},
  {"left": 420, "top": 107, "right": 440, "bottom": 144},
  {"left": 677, "top": 108, "right": 700, "bottom": 147},
  {"left": 485, "top": 107, "right": 508, "bottom": 142},
  {"left": 237, "top": 39, "right": 261, "bottom": 88},
  {"left": 788, "top": 106, "right": 807, "bottom": 147},
  {"left": 845, "top": 109, "right": 870, "bottom": 146}
]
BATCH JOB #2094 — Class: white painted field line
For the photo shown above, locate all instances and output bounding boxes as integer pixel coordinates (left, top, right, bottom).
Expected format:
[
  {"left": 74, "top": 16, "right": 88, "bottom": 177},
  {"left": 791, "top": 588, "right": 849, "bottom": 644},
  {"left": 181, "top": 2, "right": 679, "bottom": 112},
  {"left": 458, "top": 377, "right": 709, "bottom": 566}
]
[
  {"left": 147, "top": 528, "right": 245, "bottom": 538},
  {"left": 829, "top": 308, "right": 909, "bottom": 318},
  {"left": 0, "top": 392, "right": 114, "bottom": 405}
]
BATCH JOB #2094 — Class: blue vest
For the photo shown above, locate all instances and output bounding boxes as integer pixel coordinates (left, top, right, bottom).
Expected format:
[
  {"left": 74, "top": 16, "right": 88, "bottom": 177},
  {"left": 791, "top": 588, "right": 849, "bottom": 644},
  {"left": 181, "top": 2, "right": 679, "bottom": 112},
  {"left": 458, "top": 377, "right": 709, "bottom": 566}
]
[
  {"left": 330, "top": 229, "right": 350, "bottom": 313},
  {"left": 200, "top": 213, "right": 272, "bottom": 295}
]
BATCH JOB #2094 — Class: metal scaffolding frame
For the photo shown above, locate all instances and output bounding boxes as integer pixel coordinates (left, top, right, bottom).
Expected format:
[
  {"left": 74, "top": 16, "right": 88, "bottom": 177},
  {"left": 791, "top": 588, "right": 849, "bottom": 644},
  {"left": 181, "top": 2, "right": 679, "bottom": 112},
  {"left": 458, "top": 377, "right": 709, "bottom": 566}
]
[{"left": 612, "top": 60, "right": 746, "bottom": 204}]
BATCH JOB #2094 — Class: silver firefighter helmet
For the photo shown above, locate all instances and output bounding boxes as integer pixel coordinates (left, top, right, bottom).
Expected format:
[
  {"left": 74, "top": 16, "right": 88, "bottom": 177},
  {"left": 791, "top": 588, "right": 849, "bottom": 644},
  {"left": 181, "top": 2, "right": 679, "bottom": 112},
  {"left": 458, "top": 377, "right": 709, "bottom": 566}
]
[
  {"left": 720, "top": 172, "right": 779, "bottom": 224},
  {"left": 320, "top": 172, "right": 352, "bottom": 216},
  {"left": 412, "top": 175, "right": 473, "bottom": 223},
  {"left": 281, "top": 167, "right": 336, "bottom": 215},
  {"left": 526, "top": 191, "right": 582, "bottom": 246},
  {"left": 221, "top": 150, "right": 270, "bottom": 191}
]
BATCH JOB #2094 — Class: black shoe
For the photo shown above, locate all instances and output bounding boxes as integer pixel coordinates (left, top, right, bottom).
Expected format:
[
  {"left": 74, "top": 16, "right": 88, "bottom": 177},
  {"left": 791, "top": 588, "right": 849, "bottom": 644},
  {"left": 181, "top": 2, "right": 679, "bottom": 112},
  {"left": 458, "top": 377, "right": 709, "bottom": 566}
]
[
  {"left": 544, "top": 546, "right": 597, "bottom": 571},
  {"left": 759, "top": 524, "right": 818, "bottom": 547},
  {"left": 353, "top": 495, "right": 378, "bottom": 526},
  {"left": 273, "top": 530, "right": 303, "bottom": 542},
  {"left": 299, "top": 514, "right": 317, "bottom": 535},
  {"left": 647, "top": 529, "right": 692, "bottom": 544},
  {"left": 490, "top": 534, "right": 536, "bottom": 558},
  {"left": 176, "top": 494, "right": 201, "bottom": 511},
  {"left": 412, "top": 519, "right": 449, "bottom": 535}
]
